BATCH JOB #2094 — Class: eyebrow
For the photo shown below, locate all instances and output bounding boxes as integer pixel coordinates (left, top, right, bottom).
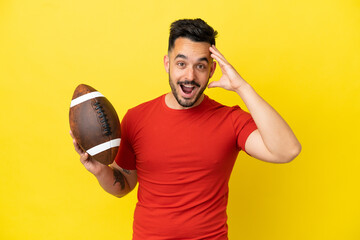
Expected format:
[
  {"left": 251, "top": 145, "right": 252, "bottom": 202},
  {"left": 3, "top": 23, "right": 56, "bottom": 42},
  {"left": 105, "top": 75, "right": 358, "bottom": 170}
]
[{"left": 174, "top": 54, "right": 209, "bottom": 63}]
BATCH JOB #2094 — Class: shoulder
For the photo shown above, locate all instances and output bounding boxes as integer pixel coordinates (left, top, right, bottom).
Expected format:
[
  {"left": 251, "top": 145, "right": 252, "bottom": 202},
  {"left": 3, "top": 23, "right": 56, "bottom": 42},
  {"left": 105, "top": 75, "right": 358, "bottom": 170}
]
[
  {"left": 122, "top": 95, "right": 164, "bottom": 129},
  {"left": 126, "top": 95, "right": 164, "bottom": 116},
  {"left": 204, "top": 96, "right": 254, "bottom": 126},
  {"left": 204, "top": 96, "right": 245, "bottom": 114}
]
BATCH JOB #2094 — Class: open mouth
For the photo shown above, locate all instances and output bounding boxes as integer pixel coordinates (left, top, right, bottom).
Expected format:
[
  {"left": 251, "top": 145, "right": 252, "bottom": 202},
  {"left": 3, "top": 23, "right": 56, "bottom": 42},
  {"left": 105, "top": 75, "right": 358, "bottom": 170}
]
[
  {"left": 181, "top": 84, "right": 195, "bottom": 94},
  {"left": 178, "top": 81, "right": 200, "bottom": 98}
]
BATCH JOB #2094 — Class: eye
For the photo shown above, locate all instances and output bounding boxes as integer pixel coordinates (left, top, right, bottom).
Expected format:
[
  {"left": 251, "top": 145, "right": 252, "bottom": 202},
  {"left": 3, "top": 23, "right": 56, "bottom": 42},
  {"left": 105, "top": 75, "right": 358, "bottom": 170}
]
[
  {"left": 197, "top": 64, "right": 207, "bottom": 70},
  {"left": 177, "top": 62, "right": 186, "bottom": 68}
]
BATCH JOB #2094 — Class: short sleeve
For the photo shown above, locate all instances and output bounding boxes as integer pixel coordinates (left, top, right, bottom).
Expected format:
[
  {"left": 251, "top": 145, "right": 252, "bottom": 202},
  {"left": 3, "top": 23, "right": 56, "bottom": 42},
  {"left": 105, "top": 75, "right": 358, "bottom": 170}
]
[
  {"left": 114, "top": 111, "right": 137, "bottom": 170},
  {"left": 230, "top": 106, "right": 258, "bottom": 152}
]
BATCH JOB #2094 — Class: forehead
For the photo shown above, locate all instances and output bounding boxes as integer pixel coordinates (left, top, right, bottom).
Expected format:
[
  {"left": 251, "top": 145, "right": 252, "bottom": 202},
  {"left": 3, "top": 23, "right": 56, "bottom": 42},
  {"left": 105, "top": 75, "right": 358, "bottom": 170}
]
[{"left": 169, "top": 37, "right": 212, "bottom": 61}]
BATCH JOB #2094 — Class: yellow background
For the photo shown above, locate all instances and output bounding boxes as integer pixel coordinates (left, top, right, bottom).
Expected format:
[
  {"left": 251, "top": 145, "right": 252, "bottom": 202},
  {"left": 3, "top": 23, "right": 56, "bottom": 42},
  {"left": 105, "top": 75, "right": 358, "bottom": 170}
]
[{"left": 1, "top": 0, "right": 359, "bottom": 239}]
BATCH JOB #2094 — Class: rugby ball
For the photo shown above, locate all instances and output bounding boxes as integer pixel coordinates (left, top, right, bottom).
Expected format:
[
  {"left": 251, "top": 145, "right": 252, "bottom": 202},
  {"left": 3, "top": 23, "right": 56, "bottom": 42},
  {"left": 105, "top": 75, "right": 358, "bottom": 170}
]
[{"left": 69, "top": 84, "right": 121, "bottom": 165}]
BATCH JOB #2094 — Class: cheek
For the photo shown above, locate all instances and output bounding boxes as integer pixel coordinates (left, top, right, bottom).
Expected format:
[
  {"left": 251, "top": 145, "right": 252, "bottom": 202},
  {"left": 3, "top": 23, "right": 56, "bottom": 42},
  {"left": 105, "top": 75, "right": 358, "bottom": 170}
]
[
  {"left": 199, "top": 71, "right": 211, "bottom": 82},
  {"left": 169, "top": 67, "right": 182, "bottom": 80}
]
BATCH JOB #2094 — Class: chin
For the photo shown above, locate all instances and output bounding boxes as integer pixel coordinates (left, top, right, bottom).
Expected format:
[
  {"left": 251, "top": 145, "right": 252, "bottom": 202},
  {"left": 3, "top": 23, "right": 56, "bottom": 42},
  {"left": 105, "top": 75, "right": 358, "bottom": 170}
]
[
  {"left": 179, "top": 100, "right": 196, "bottom": 108},
  {"left": 176, "top": 92, "right": 204, "bottom": 108}
]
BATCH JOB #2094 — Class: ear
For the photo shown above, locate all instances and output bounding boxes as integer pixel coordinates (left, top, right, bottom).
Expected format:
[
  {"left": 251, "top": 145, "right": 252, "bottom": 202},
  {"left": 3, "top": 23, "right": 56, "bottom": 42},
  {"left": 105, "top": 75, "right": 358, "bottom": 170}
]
[
  {"left": 164, "top": 55, "right": 169, "bottom": 73},
  {"left": 209, "top": 61, "right": 216, "bottom": 78}
]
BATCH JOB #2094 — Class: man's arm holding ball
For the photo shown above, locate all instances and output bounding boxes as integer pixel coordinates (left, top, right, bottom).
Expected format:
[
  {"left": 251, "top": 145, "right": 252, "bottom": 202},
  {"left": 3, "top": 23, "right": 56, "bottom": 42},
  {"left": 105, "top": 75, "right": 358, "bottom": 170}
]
[
  {"left": 208, "top": 46, "right": 301, "bottom": 163},
  {"left": 70, "top": 131, "right": 137, "bottom": 197}
]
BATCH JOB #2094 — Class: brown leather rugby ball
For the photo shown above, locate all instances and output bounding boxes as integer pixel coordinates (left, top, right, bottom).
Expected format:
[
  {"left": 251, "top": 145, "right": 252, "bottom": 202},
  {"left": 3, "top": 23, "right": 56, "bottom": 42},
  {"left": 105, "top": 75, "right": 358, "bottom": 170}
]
[{"left": 69, "top": 84, "right": 121, "bottom": 165}]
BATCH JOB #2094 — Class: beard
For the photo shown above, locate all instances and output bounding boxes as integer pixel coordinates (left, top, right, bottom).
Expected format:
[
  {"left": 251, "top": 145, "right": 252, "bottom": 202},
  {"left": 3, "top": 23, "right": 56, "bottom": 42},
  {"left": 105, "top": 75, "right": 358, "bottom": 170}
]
[{"left": 168, "top": 74, "right": 208, "bottom": 108}]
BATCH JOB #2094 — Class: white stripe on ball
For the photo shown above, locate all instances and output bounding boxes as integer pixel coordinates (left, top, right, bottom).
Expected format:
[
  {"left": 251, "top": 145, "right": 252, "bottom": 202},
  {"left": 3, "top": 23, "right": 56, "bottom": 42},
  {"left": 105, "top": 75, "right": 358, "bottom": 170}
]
[
  {"left": 70, "top": 91, "right": 104, "bottom": 108},
  {"left": 86, "top": 138, "right": 121, "bottom": 156}
]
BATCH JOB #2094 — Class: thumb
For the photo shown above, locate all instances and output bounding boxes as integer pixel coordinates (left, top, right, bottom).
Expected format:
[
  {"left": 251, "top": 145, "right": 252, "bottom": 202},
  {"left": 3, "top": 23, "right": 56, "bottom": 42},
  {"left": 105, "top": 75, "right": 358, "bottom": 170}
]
[{"left": 208, "top": 80, "right": 222, "bottom": 89}]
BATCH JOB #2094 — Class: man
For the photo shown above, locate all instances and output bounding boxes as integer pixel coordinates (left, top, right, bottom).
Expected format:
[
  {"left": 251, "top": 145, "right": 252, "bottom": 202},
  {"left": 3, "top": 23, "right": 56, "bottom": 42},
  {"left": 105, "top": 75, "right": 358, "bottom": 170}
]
[{"left": 71, "top": 18, "right": 301, "bottom": 239}]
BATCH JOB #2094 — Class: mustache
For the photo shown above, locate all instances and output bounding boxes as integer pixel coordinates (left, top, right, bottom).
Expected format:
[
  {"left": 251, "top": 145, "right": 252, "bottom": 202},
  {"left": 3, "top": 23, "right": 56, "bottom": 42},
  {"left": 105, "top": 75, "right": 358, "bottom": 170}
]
[{"left": 177, "top": 80, "right": 200, "bottom": 88}]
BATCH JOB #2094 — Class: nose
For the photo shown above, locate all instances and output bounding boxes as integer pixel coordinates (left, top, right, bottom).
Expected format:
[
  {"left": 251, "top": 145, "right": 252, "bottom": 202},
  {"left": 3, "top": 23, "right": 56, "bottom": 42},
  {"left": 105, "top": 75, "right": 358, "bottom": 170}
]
[{"left": 185, "top": 67, "right": 195, "bottom": 81}]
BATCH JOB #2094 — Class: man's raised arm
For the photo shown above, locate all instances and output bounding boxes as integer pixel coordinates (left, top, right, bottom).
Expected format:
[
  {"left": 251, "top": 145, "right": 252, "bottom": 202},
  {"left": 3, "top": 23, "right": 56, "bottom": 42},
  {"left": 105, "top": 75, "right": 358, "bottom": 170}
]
[{"left": 208, "top": 45, "right": 301, "bottom": 163}]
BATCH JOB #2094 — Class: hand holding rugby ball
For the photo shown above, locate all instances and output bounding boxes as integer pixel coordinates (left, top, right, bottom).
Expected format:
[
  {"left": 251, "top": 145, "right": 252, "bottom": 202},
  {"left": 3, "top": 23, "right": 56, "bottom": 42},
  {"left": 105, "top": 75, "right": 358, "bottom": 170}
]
[{"left": 69, "top": 84, "right": 121, "bottom": 165}]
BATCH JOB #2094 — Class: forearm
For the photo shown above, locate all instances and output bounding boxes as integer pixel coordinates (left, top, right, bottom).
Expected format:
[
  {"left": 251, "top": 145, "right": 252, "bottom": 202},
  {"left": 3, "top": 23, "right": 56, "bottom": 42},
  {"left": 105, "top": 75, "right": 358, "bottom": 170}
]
[
  {"left": 94, "top": 165, "right": 131, "bottom": 198},
  {"left": 236, "top": 82, "right": 301, "bottom": 159}
]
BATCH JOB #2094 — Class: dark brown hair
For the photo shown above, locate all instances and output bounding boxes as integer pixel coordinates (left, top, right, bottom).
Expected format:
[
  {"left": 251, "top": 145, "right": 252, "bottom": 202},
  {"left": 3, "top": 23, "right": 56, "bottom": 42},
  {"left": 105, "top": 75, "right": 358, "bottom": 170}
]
[{"left": 168, "top": 18, "right": 218, "bottom": 52}]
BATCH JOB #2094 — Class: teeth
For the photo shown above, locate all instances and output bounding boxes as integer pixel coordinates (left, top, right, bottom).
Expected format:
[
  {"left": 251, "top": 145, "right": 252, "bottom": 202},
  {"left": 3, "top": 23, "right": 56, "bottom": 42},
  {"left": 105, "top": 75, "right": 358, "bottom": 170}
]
[{"left": 183, "top": 84, "right": 195, "bottom": 88}]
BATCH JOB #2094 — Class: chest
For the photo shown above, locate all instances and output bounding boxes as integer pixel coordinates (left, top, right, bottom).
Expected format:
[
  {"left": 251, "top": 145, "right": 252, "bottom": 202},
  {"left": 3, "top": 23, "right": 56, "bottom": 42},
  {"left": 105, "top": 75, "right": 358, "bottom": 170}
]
[{"left": 131, "top": 112, "right": 239, "bottom": 175}]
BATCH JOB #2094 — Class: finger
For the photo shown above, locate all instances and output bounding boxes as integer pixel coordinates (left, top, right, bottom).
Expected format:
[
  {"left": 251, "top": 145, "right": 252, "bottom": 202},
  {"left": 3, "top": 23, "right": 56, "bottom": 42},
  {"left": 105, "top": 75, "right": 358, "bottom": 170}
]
[
  {"left": 69, "top": 130, "right": 75, "bottom": 139},
  {"left": 209, "top": 46, "right": 221, "bottom": 60},
  {"left": 210, "top": 45, "right": 224, "bottom": 58},
  {"left": 80, "top": 152, "right": 90, "bottom": 164},
  {"left": 210, "top": 45, "right": 227, "bottom": 63},
  {"left": 70, "top": 130, "right": 85, "bottom": 154},
  {"left": 210, "top": 49, "right": 228, "bottom": 68},
  {"left": 73, "top": 138, "right": 84, "bottom": 155},
  {"left": 211, "top": 53, "right": 228, "bottom": 69}
]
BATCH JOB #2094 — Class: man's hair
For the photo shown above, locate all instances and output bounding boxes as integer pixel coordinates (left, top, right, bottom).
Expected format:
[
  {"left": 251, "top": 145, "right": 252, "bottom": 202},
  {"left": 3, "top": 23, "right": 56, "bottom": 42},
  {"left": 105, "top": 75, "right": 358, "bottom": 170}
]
[{"left": 168, "top": 18, "right": 218, "bottom": 52}]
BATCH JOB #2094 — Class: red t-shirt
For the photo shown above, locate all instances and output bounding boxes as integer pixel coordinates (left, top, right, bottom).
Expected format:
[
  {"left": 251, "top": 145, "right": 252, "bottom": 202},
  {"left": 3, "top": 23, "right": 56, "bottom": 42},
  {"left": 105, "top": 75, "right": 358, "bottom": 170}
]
[{"left": 115, "top": 95, "right": 257, "bottom": 240}]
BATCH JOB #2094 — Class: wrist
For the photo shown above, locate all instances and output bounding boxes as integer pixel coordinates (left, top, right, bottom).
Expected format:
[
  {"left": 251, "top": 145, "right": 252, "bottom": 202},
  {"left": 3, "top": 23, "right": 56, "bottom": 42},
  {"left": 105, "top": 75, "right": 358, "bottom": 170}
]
[
  {"left": 234, "top": 81, "right": 252, "bottom": 95},
  {"left": 92, "top": 163, "right": 110, "bottom": 178}
]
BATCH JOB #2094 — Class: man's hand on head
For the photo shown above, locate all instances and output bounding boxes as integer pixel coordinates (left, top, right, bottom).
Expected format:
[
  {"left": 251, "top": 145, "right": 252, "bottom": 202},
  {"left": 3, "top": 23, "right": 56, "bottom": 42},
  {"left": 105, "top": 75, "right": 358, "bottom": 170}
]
[{"left": 208, "top": 45, "right": 248, "bottom": 93}]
